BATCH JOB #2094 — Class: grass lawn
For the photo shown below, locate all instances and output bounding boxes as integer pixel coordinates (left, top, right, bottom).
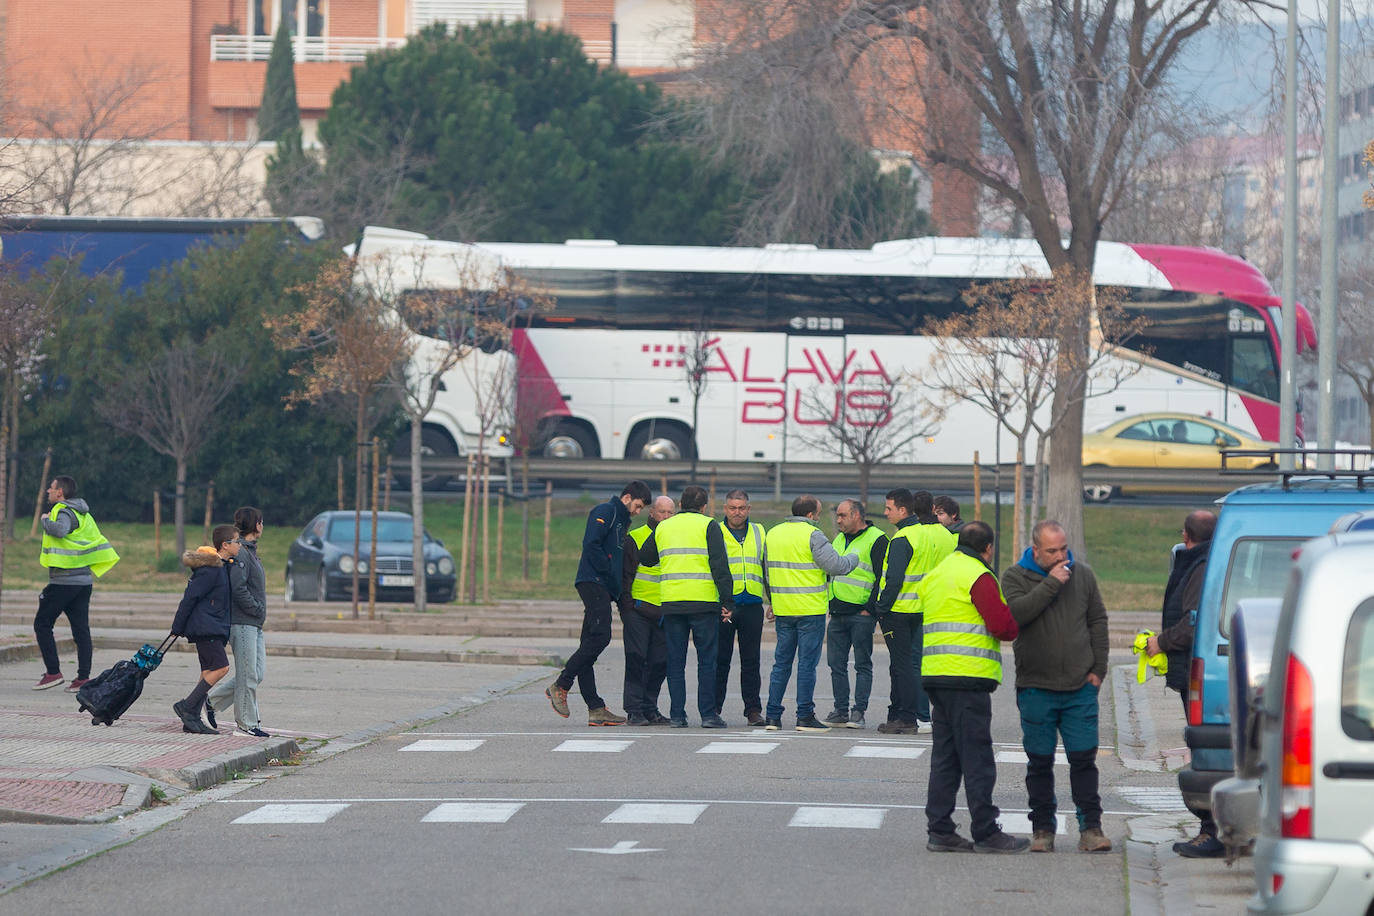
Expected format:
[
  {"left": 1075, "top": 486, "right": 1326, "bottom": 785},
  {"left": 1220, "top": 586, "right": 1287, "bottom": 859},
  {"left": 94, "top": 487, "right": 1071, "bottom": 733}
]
[{"left": 4, "top": 496, "right": 1192, "bottom": 612}]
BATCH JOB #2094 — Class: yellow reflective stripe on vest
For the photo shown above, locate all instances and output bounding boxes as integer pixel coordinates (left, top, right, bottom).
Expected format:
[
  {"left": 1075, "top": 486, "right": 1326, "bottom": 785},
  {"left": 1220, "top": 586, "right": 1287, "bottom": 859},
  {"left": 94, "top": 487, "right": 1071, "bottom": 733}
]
[
  {"left": 829, "top": 525, "right": 883, "bottom": 604},
  {"left": 39, "top": 505, "right": 120, "bottom": 578},
  {"left": 655, "top": 513, "right": 720, "bottom": 603},
  {"left": 720, "top": 521, "right": 765, "bottom": 598},
  {"left": 764, "top": 520, "right": 827, "bottom": 616},
  {"left": 919, "top": 551, "right": 1002, "bottom": 682},
  {"left": 630, "top": 524, "right": 661, "bottom": 605}
]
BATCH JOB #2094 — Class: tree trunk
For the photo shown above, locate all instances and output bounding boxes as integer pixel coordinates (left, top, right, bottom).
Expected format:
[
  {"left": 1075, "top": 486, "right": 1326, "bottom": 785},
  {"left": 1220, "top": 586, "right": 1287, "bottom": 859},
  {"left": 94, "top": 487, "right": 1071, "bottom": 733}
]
[
  {"left": 1012, "top": 441, "right": 1026, "bottom": 558},
  {"left": 521, "top": 455, "right": 530, "bottom": 580},
  {"left": 0, "top": 392, "right": 9, "bottom": 611},
  {"left": 1030, "top": 433, "right": 1047, "bottom": 533},
  {"left": 352, "top": 393, "right": 364, "bottom": 619},
  {"left": 175, "top": 456, "right": 187, "bottom": 557},
  {"left": 859, "top": 462, "right": 871, "bottom": 506},
  {"left": 410, "top": 416, "right": 426, "bottom": 613},
  {"left": 1045, "top": 267, "right": 1092, "bottom": 559},
  {"left": 690, "top": 395, "right": 700, "bottom": 483},
  {"left": 6, "top": 383, "right": 18, "bottom": 538}
]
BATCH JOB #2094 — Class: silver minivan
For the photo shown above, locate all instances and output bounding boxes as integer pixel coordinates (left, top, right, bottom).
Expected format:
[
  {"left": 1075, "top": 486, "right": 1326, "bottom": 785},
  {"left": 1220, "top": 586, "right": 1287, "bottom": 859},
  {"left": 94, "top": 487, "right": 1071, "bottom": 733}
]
[{"left": 1249, "top": 532, "right": 1374, "bottom": 914}]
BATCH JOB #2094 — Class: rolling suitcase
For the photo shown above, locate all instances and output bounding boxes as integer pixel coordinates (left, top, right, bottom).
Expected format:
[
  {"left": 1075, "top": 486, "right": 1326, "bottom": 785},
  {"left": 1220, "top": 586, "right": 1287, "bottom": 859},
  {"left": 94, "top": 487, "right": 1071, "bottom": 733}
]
[{"left": 76, "top": 634, "right": 177, "bottom": 726}]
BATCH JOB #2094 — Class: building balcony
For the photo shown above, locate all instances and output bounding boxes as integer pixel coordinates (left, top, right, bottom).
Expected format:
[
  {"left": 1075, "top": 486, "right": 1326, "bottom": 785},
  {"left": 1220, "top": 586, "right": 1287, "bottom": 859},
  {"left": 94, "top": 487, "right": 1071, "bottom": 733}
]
[{"left": 210, "top": 35, "right": 406, "bottom": 64}]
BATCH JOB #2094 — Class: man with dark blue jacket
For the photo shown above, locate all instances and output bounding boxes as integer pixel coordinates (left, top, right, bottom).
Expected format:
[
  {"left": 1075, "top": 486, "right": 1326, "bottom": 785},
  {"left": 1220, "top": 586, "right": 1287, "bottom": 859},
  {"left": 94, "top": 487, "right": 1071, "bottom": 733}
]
[{"left": 548, "top": 480, "right": 651, "bottom": 725}]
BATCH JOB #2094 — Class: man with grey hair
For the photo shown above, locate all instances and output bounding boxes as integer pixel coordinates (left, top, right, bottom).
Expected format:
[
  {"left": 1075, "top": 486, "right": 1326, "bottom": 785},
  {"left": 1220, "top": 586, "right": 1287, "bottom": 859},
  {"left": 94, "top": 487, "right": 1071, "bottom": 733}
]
[
  {"left": 823, "top": 499, "right": 887, "bottom": 728},
  {"left": 1000, "top": 519, "right": 1111, "bottom": 854}
]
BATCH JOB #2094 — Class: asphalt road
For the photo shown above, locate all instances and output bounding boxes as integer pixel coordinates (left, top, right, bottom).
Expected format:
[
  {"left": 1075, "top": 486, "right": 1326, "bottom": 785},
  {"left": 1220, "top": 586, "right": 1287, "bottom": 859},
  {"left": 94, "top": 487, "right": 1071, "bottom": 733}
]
[{"left": 4, "top": 651, "right": 1181, "bottom": 915}]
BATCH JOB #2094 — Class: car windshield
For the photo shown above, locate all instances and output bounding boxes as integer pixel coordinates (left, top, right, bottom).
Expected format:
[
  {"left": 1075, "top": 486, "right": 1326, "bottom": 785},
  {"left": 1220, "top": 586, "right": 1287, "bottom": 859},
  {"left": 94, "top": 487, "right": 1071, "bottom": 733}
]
[
  {"left": 327, "top": 518, "right": 417, "bottom": 543},
  {"left": 1219, "top": 537, "right": 1305, "bottom": 637}
]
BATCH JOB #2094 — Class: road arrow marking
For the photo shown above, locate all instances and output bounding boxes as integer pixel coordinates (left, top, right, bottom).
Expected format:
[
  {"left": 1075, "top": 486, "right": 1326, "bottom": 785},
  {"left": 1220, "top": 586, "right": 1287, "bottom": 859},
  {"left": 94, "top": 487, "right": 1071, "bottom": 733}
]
[{"left": 568, "top": 840, "right": 662, "bottom": 855}]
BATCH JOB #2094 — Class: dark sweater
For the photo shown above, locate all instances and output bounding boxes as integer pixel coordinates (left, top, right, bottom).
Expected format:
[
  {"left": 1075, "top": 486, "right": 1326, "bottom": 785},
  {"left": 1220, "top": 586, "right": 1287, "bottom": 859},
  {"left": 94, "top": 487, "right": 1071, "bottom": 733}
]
[
  {"left": 575, "top": 496, "right": 631, "bottom": 598},
  {"left": 1001, "top": 547, "right": 1109, "bottom": 691}
]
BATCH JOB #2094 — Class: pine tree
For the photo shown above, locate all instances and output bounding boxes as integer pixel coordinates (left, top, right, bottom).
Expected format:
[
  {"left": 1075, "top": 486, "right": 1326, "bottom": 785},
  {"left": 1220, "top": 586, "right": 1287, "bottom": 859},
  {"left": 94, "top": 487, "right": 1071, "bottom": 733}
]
[{"left": 257, "top": 18, "right": 300, "bottom": 142}]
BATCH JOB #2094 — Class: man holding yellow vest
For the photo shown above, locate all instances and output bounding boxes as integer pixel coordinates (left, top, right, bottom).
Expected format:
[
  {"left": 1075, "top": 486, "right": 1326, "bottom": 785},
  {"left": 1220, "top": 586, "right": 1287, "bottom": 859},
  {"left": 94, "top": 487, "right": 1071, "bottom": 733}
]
[
  {"left": 762, "top": 495, "right": 859, "bottom": 732},
  {"left": 33, "top": 476, "right": 120, "bottom": 691},
  {"left": 921, "top": 520, "right": 1026, "bottom": 854},
  {"left": 823, "top": 498, "right": 888, "bottom": 729},
  {"left": 634, "top": 485, "right": 735, "bottom": 728},
  {"left": 622, "top": 495, "right": 675, "bottom": 726},
  {"left": 714, "top": 489, "right": 767, "bottom": 726}
]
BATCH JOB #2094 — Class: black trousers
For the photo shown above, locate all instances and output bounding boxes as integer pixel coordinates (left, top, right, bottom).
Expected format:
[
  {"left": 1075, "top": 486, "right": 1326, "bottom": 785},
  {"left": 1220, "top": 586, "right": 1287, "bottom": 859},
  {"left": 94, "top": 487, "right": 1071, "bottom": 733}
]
[
  {"left": 882, "top": 613, "right": 924, "bottom": 722},
  {"left": 34, "top": 583, "right": 93, "bottom": 678},
  {"left": 620, "top": 606, "right": 667, "bottom": 717},
  {"left": 714, "top": 603, "right": 764, "bottom": 715},
  {"left": 557, "top": 582, "right": 613, "bottom": 709},
  {"left": 925, "top": 686, "right": 1001, "bottom": 842}
]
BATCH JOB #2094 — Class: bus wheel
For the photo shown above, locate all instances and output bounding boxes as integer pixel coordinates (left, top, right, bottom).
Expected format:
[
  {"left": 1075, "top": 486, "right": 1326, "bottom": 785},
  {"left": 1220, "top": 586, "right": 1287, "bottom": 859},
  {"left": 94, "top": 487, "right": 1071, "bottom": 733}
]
[
  {"left": 542, "top": 421, "right": 598, "bottom": 459},
  {"left": 627, "top": 423, "right": 693, "bottom": 461},
  {"left": 393, "top": 426, "right": 458, "bottom": 491}
]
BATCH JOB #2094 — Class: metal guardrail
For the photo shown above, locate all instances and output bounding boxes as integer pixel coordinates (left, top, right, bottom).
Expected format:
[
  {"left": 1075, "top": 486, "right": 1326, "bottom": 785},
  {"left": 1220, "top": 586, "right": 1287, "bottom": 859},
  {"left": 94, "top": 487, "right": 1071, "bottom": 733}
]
[{"left": 414, "top": 456, "right": 1247, "bottom": 495}]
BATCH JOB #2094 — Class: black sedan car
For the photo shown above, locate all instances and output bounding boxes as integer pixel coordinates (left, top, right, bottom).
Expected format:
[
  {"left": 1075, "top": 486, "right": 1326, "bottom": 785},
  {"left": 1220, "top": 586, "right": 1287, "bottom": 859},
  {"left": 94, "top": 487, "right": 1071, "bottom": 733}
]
[{"left": 285, "top": 510, "right": 457, "bottom": 603}]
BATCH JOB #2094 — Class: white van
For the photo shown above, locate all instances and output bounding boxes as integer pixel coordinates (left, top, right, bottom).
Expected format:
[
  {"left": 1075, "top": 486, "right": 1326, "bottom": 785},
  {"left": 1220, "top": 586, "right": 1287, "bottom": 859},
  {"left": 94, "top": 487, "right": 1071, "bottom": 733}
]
[{"left": 1249, "top": 532, "right": 1374, "bottom": 914}]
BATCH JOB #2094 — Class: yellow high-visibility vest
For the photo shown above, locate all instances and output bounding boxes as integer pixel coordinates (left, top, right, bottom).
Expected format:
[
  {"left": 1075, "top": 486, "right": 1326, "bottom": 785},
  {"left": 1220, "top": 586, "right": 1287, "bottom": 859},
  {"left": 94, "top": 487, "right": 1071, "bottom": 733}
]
[
  {"left": 920, "top": 551, "right": 1004, "bottom": 683},
  {"left": 720, "top": 520, "right": 765, "bottom": 599},
  {"left": 829, "top": 525, "right": 884, "bottom": 605},
  {"left": 885, "top": 523, "right": 956, "bottom": 614},
  {"left": 765, "top": 520, "right": 827, "bottom": 616},
  {"left": 629, "top": 524, "right": 661, "bottom": 606},
  {"left": 40, "top": 504, "right": 120, "bottom": 578},
  {"left": 655, "top": 512, "right": 720, "bottom": 604}
]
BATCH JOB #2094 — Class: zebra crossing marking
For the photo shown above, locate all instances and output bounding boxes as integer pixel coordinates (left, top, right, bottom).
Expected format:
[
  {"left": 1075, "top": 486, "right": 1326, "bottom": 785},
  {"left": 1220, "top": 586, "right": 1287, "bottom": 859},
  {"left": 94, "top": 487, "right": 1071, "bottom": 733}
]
[
  {"left": 553, "top": 739, "right": 633, "bottom": 753},
  {"left": 231, "top": 803, "right": 349, "bottom": 825},
  {"left": 696, "top": 741, "right": 779, "bottom": 755},
  {"left": 400, "top": 739, "right": 485, "bottom": 752},
  {"left": 422, "top": 802, "right": 525, "bottom": 823},
  {"left": 1000, "top": 813, "right": 1067, "bottom": 835},
  {"left": 845, "top": 745, "right": 926, "bottom": 760},
  {"left": 788, "top": 806, "right": 886, "bottom": 829},
  {"left": 602, "top": 803, "right": 709, "bottom": 825},
  {"left": 1116, "top": 786, "right": 1189, "bottom": 812},
  {"left": 995, "top": 750, "right": 1069, "bottom": 766}
]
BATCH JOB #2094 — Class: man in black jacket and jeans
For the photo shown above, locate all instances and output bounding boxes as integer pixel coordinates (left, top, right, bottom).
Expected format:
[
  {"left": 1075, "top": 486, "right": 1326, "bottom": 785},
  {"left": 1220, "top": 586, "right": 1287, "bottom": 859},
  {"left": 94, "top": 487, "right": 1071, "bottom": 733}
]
[
  {"left": 1146, "top": 509, "right": 1218, "bottom": 858},
  {"left": 548, "top": 480, "right": 651, "bottom": 726}
]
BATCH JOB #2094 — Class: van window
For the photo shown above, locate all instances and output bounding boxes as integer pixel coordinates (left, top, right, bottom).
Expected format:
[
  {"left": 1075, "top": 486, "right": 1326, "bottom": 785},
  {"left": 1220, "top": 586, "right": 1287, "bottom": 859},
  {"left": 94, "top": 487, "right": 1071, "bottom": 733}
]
[
  {"left": 1219, "top": 538, "right": 1305, "bottom": 636},
  {"left": 1342, "top": 597, "right": 1374, "bottom": 741}
]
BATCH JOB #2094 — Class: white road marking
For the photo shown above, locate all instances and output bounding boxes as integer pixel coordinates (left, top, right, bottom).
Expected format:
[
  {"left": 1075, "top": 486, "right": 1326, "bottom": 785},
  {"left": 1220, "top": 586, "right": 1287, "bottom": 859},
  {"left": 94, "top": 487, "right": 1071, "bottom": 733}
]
[
  {"left": 696, "top": 741, "right": 779, "bottom": 755},
  {"left": 995, "top": 751, "right": 1069, "bottom": 766},
  {"left": 232, "top": 803, "right": 350, "bottom": 825},
  {"left": 553, "top": 740, "right": 633, "bottom": 753},
  {"left": 602, "top": 803, "right": 709, "bottom": 825},
  {"left": 422, "top": 802, "right": 525, "bottom": 823},
  {"left": 569, "top": 840, "right": 662, "bottom": 854},
  {"left": 1000, "top": 814, "right": 1067, "bottom": 835},
  {"left": 400, "top": 739, "right": 485, "bottom": 752},
  {"left": 845, "top": 745, "right": 926, "bottom": 760},
  {"left": 789, "top": 806, "right": 886, "bottom": 829},
  {"left": 1116, "top": 786, "right": 1189, "bottom": 811}
]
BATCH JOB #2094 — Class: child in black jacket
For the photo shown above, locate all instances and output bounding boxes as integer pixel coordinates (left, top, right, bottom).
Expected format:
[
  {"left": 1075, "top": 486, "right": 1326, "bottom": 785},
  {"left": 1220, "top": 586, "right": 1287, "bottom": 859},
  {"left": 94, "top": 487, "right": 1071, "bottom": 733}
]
[{"left": 171, "top": 525, "right": 239, "bottom": 734}]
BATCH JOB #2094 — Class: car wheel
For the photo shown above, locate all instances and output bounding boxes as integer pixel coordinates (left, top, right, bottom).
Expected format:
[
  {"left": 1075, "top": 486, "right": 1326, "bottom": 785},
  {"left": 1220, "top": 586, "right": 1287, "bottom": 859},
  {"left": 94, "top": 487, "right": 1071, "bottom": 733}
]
[
  {"left": 1082, "top": 483, "right": 1116, "bottom": 503},
  {"left": 317, "top": 567, "right": 329, "bottom": 602},
  {"left": 285, "top": 566, "right": 296, "bottom": 604}
]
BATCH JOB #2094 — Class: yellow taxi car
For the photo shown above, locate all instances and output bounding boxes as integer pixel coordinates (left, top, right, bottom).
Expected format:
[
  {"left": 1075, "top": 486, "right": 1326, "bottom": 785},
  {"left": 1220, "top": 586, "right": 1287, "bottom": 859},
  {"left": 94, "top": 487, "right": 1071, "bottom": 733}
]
[{"left": 1082, "top": 412, "right": 1277, "bottom": 501}]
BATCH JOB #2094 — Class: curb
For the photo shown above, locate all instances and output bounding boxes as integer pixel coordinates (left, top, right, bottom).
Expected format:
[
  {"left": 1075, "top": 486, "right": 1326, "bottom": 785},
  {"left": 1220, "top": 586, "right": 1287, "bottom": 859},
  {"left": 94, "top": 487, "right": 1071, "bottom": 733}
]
[
  {"left": 0, "top": 638, "right": 75, "bottom": 666},
  {"left": 86, "top": 635, "right": 565, "bottom": 668},
  {"left": 167, "top": 736, "right": 301, "bottom": 790}
]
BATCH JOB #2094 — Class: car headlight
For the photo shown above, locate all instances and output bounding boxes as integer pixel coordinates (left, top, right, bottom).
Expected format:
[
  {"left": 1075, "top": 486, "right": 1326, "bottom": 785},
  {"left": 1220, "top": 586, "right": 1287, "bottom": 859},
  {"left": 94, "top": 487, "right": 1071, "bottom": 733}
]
[
  {"left": 358, "top": 558, "right": 369, "bottom": 574},
  {"left": 338, "top": 555, "right": 355, "bottom": 574},
  {"left": 426, "top": 561, "right": 438, "bottom": 575},
  {"left": 437, "top": 557, "right": 454, "bottom": 575}
]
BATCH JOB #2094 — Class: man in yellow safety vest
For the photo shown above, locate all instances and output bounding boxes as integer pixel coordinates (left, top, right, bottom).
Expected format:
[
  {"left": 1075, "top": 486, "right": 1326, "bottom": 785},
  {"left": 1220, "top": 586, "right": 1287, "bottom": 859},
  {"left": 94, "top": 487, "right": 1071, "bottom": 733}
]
[
  {"left": 33, "top": 476, "right": 120, "bottom": 692},
  {"left": 714, "top": 488, "right": 767, "bottom": 726},
  {"left": 921, "top": 520, "right": 1027, "bottom": 854},
  {"left": 762, "top": 494, "right": 859, "bottom": 732},
  {"left": 822, "top": 498, "right": 888, "bottom": 729},
  {"left": 622, "top": 495, "right": 675, "bottom": 725}
]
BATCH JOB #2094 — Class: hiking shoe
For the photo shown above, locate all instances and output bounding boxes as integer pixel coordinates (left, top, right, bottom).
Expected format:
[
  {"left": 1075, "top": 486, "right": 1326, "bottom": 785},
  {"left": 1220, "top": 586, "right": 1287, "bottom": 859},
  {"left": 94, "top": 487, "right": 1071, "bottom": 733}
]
[
  {"left": 973, "top": 831, "right": 1031, "bottom": 854},
  {"left": 33, "top": 673, "right": 64, "bottom": 690},
  {"left": 645, "top": 711, "right": 672, "bottom": 726},
  {"left": 823, "top": 709, "right": 849, "bottom": 727},
  {"left": 848, "top": 712, "right": 866, "bottom": 729},
  {"left": 701, "top": 715, "right": 728, "bottom": 728},
  {"left": 64, "top": 678, "right": 90, "bottom": 693},
  {"left": 764, "top": 718, "right": 781, "bottom": 730},
  {"left": 204, "top": 703, "right": 218, "bottom": 730},
  {"left": 1174, "top": 832, "right": 1224, "bottom": 858},
  {"left": 926, "top": 832, "right": 975, "bottom": 852},
  {"left": 1030, "top": 830, "right": 1055, "bottom": 853},
  {"left": 233, "top": 727, "right": 271, "bottom": 738},
  {"left": 545, "top": 681, "right": 570, "bottom": 718},
  {"left": 588, "top": 707, "right": 627, "bottom": 726},
  {"left": 626, "top": 713, "right": 651, "bottom": 726},
  {"left": 877, "top": 719, "right": 918, "bottom": 735},
  {"left": 669, "top": 717, "right": 689, "bottom": 728},
  {"left": 745, "top": 710, "right": 767, "bottom": 727},
  {"left": 796, "top": 716, "right": 831, "bottom": 732},
  {"left": 1078, "top": 827, "right": 1111, "bottom": 853}
]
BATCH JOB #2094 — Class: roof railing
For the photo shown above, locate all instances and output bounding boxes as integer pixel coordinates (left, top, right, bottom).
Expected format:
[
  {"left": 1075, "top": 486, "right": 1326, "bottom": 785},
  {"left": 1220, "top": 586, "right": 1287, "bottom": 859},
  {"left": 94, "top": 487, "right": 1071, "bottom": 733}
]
[{"left": 1221, "top": 448, "right": 1374, "bottom": 488}]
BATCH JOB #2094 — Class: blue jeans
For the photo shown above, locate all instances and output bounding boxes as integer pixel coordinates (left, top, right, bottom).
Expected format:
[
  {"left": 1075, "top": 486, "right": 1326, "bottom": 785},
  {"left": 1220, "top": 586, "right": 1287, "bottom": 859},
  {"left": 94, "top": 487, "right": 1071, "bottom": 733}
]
[
  {"left": 663, "top": 612, "right": 720, "bottom": 720},
  {"left": 826, "top": 613, "right": 876, "bottom": 714},
  {"left": 766, "top": 614, "right": 826, "bottom": 720}
]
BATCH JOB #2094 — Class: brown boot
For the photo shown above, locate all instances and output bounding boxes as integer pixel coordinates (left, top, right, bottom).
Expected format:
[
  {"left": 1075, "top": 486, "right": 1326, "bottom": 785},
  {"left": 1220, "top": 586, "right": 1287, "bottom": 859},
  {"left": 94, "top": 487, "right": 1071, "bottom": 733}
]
[
  {"left": 545, "top": 680, "right": 569, "bottom": 718},
  {"left": 588, "top": 707, "right": 627, "bottom": 726},
  {"left": 1078, "top": 827, "right": 1112, "bottom": 853},
  {"left": 1030, "top": 830, "right": 1055, "bottom": 853}
]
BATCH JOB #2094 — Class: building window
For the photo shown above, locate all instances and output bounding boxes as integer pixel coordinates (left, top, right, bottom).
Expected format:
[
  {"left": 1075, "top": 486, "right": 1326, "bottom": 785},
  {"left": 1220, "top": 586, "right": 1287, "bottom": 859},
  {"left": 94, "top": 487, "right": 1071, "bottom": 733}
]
[{"left": 252, "top": 0, "right": 324, "bottom": 37}]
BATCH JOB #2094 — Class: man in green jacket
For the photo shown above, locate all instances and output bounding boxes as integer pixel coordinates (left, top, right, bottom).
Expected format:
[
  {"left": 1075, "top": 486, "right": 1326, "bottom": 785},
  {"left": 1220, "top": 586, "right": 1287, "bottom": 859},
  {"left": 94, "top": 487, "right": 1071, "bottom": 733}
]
[{"left": 1000, "top": 520, "right": 1111, "bottom": 854}]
